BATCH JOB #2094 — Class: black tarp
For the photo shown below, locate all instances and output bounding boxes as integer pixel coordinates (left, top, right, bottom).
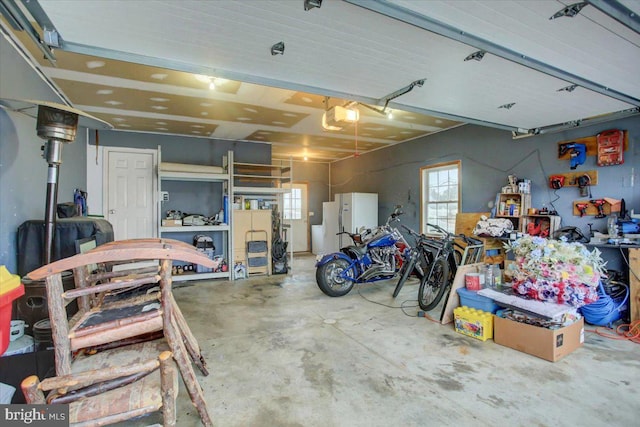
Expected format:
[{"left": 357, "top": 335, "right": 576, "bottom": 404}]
[{"left": 17, "top": 218, "right": 114, "bottom": 276}]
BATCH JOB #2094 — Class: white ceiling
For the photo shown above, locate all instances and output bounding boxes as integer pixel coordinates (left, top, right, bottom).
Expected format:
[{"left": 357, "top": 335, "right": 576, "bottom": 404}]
[{"left": 2, "top": 0, "right": 639, "bottom": 160}]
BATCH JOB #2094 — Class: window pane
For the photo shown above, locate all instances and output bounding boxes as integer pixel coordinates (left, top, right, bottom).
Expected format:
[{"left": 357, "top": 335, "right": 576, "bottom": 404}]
[{"left": 422, "top": 163, "right": 459, "bottom": 233}]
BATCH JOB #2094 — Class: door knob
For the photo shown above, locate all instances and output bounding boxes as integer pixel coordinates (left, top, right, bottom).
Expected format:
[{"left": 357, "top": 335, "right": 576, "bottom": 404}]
[{"left": 109, "top": 209, "right": 116, "bottom": 214}]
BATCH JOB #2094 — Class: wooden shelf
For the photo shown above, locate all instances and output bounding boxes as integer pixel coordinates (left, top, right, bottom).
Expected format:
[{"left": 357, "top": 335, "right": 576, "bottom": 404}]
[
  {"left": 159, "top": 170, "right": 229, "bottom": 182},
  {"left": 160, "top": 224, "right": 229, "bottom": 233},
  {"left": 172, "top": 271, "right": 229, "bottom": 282},
  {"left": 234, "top": 164, "right": 290, "bottom": 174},
  {"left": 234, "top": 186, "right": 290, "bottom": 195}
]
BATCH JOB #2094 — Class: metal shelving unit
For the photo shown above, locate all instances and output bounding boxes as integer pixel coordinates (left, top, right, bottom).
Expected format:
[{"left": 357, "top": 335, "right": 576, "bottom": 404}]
[
  {"left": 158, "top": 149, "right": 233, "bottom": 281},
  {"left": 226, "top": 156, "right": 293, "bottom": 277}
]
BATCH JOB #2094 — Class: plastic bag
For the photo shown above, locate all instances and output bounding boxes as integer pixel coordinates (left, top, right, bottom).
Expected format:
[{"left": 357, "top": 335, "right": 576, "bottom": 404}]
[{"left": 472, "top": 215, "right": 514, "bottom": 237}]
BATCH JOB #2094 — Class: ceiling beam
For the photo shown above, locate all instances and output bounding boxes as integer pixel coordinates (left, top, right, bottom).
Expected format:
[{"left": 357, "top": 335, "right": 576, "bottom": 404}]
[
  {"left": 345, "top": 0, "right": 640, "bottom": 107},
  {"left": 587, "top": 0, "right": 640, "bottom": 35},
  {"left": 0, "top": 0, "right": 56, "bottom": 63}
]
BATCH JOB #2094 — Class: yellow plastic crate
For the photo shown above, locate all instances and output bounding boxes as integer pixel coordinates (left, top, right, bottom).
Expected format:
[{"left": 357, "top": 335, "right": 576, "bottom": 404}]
[
  {"left": 453, "top": 306, "right": 493, "bottom": 341},
  {"left": 0, "top": 265, "right": 21, "bottom": 295}
]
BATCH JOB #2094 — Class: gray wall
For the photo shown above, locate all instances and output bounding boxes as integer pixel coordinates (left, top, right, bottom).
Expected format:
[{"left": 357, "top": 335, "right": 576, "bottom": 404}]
[
  {"left": 90, "top": 130, "right": 270, "bottom": 165},
  {"left": 331, "top": 118, "right": 640, "bottom": 239}
]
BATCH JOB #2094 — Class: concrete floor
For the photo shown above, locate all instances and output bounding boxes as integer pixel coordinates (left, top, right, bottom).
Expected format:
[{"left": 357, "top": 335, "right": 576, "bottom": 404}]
[{"left": 164, "top": 253, "right": 638, "bottom": 426}]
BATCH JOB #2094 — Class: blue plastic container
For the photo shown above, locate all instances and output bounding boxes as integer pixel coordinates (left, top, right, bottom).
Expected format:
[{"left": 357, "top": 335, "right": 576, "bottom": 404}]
[{"left": 456, "top": 287, "right": 500, "bottom": 314}]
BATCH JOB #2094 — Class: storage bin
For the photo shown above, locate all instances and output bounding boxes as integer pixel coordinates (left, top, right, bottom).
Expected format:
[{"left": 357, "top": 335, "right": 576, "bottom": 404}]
[
  {"left": 0, "top": 266, "right": 25, "bottom": 356},
  {"left": 453, "top": 306, "right": 493, "bottom": 341},
  {"left": 456, "top": 287, "right": 499, "bottom": 313}
]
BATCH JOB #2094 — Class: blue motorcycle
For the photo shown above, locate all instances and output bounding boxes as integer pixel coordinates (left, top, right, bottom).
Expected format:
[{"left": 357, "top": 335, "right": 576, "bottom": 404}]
[{"left": 315, "top": 206, "right": 409, "bottom": 297}]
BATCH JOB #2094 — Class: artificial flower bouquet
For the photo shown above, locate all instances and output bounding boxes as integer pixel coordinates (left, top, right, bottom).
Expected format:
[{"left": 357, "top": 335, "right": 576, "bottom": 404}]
[{"left": 505, "top": 235, "right": 606, "bottom": 307}]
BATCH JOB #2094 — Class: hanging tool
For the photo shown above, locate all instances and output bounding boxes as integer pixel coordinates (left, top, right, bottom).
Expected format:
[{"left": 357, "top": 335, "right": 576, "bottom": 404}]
[
  {"left": 576, "top": 203, "right": 589, "bottom": 217},
  {"left": 577, "top": 174, "right": 592, "bottom": 197},
  {"left": 558, "top": 142, "right": 587, "bottom": 169},
  {"left": 590, "top": 199, "right": 607, "bottom": 218},
  {"left": 549, "top": 175, "right": 565, "bottom": 189}
]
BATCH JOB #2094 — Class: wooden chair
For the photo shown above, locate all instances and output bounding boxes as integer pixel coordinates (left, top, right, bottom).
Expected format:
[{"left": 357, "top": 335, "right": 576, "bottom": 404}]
[
  {"left": 22, "top": 342, "right": 178, "bottom": 426},
  {"left": 26, "top": 238, "right": 219, "bottom": 426}
]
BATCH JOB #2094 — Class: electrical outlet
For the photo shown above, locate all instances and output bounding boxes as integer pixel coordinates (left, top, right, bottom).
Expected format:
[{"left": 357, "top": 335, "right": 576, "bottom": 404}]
[{"left": 160, "top": 191, "right": 169, "bottom": 202}]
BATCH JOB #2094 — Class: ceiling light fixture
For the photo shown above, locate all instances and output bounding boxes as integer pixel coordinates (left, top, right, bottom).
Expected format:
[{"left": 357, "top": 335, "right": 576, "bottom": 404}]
[
  {"left": 195, "top": 75, "right": 219, "bottom": 90},
  {"left": 271, "top": 41, "right": 285, "bottom": 55},
  {"left": 304, "top": 0, "right": 322, "bottom": 11}
]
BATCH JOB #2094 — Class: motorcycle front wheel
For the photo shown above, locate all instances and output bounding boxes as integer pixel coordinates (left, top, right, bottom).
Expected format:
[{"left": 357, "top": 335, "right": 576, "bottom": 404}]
[
  {"left": 417, "top": 257, "right": 449, "bottom": 311},
  {"left": 316, "top": 258, "right": 355, "bottom": 297}
]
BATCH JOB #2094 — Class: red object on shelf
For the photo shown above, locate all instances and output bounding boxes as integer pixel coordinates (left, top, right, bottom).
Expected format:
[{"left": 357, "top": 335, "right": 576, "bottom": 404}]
[
  {"left": 1, "top": 284, "right": 25, "bottom": 356},
  {"left": 597, "top": 129, "right": 624, "bottom": 166}
]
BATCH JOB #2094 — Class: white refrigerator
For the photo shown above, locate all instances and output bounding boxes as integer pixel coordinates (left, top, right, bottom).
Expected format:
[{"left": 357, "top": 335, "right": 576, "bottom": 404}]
[
  {"left": 319, "top": 200, "right": 340, "bottom": 254},
  {"left": 319, "top": 193, "right": 378, "bottom": 253}
]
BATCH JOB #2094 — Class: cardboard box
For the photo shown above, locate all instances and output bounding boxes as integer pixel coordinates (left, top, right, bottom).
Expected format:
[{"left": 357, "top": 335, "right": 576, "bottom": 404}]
[
  {"left": 493, "top": 316, "right": 584, "bottom": 362},
  {"left": 162, "top": 219, "right": 182, "bottom": 226}
]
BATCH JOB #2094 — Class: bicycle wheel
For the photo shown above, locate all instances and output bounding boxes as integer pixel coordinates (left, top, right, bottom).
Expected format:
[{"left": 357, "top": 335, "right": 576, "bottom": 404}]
[
  {"left": 418, "top": 257, "right": 450, "bottom": 311},
  {"left": 392, "top": 252, "right": 416, "bottom": 298}
]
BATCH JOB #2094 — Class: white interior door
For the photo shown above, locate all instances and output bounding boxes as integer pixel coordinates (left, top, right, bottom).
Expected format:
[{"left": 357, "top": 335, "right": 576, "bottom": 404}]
[
  {"left": 285, "top": 182, "right": 309, "bottom": 252},
  {"left": 104, "top": 148, "right": 156, "bottom": 240}
]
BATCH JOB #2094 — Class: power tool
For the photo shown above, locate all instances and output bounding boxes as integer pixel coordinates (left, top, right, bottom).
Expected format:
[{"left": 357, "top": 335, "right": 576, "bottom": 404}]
[
  {"left": 590, "top": 199, "right": 607, "bottom": 218},
  {"left": 576, "top": 203, "right": 589, "bottom": 217},
  {"left": 577, "top": 174, "right": 592, "bottom": 197},
  {"left": 558, "top": 142, "right": 587, "bottom": 169},
  {"left": 549, "top": 175, "right": 565, "bottom": 189}
]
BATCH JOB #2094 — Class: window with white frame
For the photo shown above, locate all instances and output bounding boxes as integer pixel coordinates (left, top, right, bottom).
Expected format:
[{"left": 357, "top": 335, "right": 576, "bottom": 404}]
[
  {"left": 420, "top": 161, "right": 460, "bottom": 234},
  {"left": 283, "top": 188, "right": 302, "bottom": 220}
]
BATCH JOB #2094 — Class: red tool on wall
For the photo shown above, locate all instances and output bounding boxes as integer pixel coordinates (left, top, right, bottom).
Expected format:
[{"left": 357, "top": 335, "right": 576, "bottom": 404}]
[
  {"left": 549, "top": 175, "right": 565, "bottom": 189},
  {"left": 597, "top": 129, "right": 624, "bottom": 166},
  {"left": 576, "top": 203, "right": 589, "bottom": 217},
  {"left": 590, "top": 199, "right": 607, "bottom": 218}
]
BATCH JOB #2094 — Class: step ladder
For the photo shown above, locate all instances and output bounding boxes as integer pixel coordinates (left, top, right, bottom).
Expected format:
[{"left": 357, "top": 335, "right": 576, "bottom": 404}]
[{"left": 246, "top": 230, "right": 268, "bottom": 275}]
